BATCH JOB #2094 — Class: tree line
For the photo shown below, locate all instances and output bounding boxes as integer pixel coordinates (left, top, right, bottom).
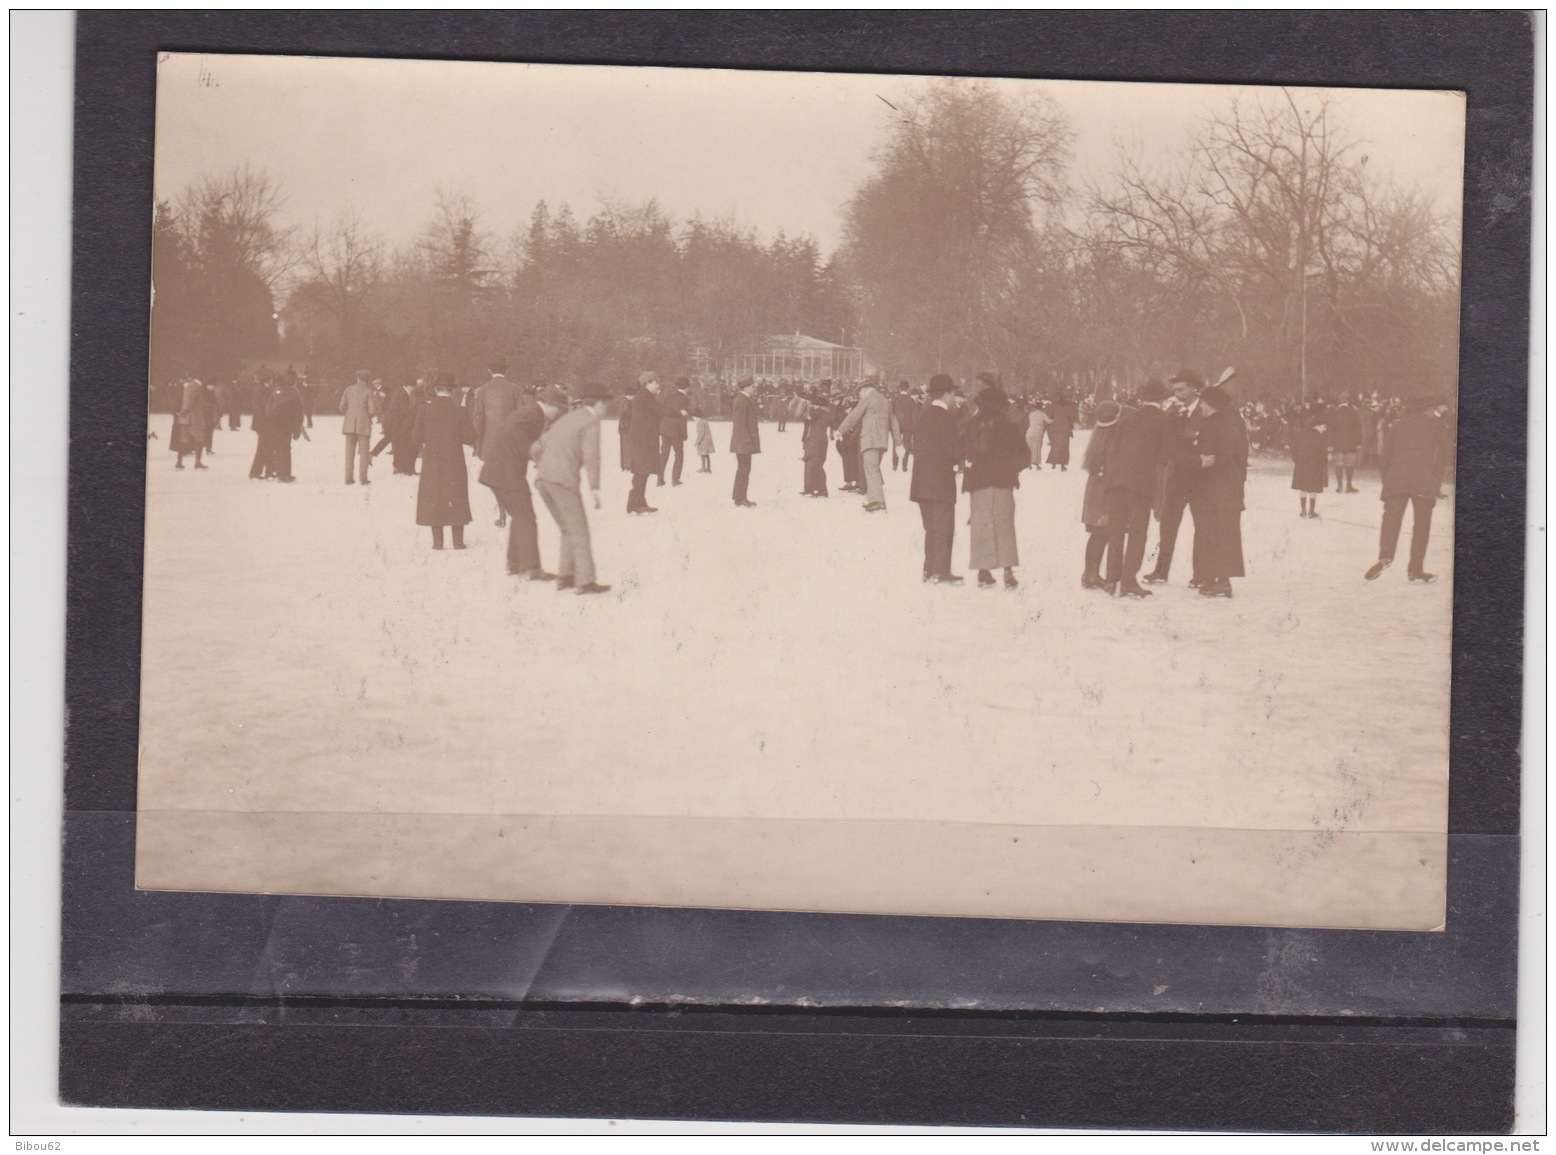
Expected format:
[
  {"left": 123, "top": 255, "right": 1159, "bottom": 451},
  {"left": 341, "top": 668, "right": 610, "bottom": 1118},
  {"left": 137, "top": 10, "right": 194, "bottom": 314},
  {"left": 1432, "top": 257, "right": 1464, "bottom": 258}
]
[{"left": 149, "top": 81, "right": 1459, "bottom": 405}]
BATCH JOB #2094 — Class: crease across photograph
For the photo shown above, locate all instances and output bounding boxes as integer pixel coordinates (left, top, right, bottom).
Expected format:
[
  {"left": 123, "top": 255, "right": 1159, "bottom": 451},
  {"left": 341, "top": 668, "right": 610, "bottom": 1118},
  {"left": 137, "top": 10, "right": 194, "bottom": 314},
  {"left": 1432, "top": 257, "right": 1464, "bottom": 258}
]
[{"left": 136, "top": 54, "right": 1465, "bottom": 929}]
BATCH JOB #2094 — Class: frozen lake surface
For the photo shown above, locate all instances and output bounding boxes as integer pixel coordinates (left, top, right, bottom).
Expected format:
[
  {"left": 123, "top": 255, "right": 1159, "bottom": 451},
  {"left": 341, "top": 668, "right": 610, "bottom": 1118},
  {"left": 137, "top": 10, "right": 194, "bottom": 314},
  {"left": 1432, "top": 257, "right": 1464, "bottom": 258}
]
[{"left": 136, "top": 414, "right": 1453, "bottom": 927}]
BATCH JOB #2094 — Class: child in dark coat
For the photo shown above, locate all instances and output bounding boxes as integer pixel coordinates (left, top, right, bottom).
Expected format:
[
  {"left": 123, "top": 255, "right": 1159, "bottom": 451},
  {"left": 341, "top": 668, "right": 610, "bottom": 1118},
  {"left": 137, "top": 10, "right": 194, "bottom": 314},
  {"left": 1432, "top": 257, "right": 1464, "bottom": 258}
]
[{"left": 1291, "top": 416, "right": 1329, "bottom": 519}]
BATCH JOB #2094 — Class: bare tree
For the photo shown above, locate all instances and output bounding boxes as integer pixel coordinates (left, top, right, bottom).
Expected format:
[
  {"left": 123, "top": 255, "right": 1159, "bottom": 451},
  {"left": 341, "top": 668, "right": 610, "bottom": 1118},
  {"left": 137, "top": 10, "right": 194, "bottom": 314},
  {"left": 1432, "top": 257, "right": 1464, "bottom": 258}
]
[
  {"left": 157, "top": 165, "right": 295, "bottom": 380},
  {"left": 176, "top": 164, "right": 296, "bottom": 288},
  {"left": 842, "top": 78, "right": 1072, "bottom": 375},
  {"left": 299, "top": 207, "right": 386, "bottom": 373},
  {"left": 1087, "top": 89, "right": 1459, "bottom": 399}
]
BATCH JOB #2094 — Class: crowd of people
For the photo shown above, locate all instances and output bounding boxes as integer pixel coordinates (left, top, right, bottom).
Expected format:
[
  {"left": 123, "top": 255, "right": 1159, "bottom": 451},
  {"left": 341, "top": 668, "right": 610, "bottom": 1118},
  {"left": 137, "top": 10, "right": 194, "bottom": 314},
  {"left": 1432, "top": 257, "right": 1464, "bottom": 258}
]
[{"left": 156, "top": 359, "right": 1455, "bottom": 597}]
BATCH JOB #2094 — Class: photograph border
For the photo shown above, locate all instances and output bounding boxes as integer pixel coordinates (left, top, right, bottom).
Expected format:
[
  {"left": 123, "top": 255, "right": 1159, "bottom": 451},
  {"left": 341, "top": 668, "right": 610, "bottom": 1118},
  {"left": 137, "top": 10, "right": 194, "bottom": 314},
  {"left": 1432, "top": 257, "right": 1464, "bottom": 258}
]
[{"left": 58, "top": 10, "right": 1532, "bottom": 1132}]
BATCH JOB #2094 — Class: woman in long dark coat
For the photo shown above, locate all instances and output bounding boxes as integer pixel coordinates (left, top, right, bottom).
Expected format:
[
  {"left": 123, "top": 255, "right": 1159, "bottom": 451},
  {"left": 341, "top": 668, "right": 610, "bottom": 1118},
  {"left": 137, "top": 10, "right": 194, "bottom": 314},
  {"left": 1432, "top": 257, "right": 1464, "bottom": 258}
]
[
  {"left": 1046, "top": 398, "right": 1075, "bottom": 469},
  {"left": 1194, "top": 384, "right": 1249, "bottom": 598},
  {"left": 411, "top": 373, "right": 477, "bottom": 549},
  {"left": 1290, "top": 415, "right": 1329, "bottom": 519},
  {"left": 962, "top": 385, "right": 1031, "bottom": 589}
]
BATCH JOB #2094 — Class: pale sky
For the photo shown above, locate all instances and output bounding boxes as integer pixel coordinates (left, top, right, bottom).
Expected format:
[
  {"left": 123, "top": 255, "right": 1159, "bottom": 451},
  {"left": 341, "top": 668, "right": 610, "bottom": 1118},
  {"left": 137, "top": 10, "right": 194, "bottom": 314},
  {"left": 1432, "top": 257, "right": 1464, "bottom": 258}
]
[{"left": 154, "top": 53, "right": 1467, "bottom": 256}]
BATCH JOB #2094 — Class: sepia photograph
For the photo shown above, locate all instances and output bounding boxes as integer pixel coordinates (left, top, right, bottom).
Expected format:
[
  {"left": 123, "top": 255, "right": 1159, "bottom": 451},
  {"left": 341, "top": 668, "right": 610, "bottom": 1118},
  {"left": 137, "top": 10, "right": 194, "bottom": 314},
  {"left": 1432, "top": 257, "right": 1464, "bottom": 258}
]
[{"left": 134, "top": 53, "right": 1466, "bottom": 930}]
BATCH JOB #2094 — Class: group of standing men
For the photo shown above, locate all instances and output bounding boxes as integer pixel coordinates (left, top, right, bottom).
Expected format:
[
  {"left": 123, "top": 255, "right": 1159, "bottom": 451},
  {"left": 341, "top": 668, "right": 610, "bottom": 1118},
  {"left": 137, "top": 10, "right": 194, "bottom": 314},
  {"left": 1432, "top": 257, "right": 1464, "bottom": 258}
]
[
  {"left": 428, "top": 356, "right": 614, "bottom": 594},
  {"left": 246, "top": 372, "right": 308, "bottom": 482},
  {"left": 619, "top": 373, "right": 761, "bottom": 509},
  {"left": 1078, "top": 371, "right": 1249, "bottom": 599}
]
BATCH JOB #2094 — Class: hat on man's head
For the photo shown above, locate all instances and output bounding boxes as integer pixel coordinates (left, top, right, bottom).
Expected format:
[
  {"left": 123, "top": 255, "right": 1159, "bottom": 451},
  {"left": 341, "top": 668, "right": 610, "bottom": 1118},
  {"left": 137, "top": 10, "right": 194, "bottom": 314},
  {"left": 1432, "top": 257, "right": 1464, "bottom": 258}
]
[
  {"left": 537, "top": 386, "right": 571, "bottom": 410},
  {"left": 1095, "top": 400, "right": 1124, "bottom": 427},
  {"left": 927, "top": 374, "right": 955, "bottom": 398},
  {"left": 977, "top": 371, "right": 1001, "bottom": 389},
  {"left": 1200, "top": 384, "right": 1234, "bottom": 410},
  {"left": 577, "top": 383, "right": 613, "bottom": 402},
  {"left": 638, "top": 371, "right": 658, "bottom": 386},
  {"left": 1136, "top": 378, "right": 1172, "bottom": 403},
  {"left": 974, "top": 386, "right": 1008, "bottom": 414},
  {"left": 1404, "top": 393, "right": 1445, "bottom": 411},
  {"left": 1168, "top": 370, "right": 1205, "bottom": 391},
  {"left": 488, "top": 355, "right": 509, "bottom": 374},
  {"left": 675, "top": 376, "right": 690, "bottom": 390},
  {"left": 433, "top": 370, "right": 455, "bottom": 390},
  {"left": 737, "top": 376, "right": 754, "bottom": 389}
]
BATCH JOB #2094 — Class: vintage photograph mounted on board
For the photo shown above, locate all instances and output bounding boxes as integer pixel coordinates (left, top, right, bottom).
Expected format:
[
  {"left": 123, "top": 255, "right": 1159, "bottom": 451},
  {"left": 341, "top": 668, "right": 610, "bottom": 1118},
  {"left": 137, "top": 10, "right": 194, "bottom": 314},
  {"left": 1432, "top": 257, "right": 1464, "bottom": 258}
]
[{"left": 136, "top": 54, "right": 1465, "bottom": 929}]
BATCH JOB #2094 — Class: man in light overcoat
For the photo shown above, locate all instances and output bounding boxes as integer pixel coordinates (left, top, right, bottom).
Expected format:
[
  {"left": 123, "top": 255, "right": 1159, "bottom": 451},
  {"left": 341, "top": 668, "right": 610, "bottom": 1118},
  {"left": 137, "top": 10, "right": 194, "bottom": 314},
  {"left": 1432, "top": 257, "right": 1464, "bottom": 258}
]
[
  {"left": 339, "top": 370, "right": 381, "bottom": 485},
  {"left": 834, "top": 378, "right": 901, "bottom": 512}
]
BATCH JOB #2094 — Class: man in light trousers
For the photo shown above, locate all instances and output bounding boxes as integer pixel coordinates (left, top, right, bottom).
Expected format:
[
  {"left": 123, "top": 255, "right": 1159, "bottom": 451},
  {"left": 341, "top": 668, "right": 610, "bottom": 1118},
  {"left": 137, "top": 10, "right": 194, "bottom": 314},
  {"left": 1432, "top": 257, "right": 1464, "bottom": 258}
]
[
  {"left": 339, "top": 370, "right": 380, "bottom": 485},
  {"left": 834, "top": 377, "right": 901, "bottom": 512},
  {"left": 532, "top": 384, "right": 612, "bottom": 595}
]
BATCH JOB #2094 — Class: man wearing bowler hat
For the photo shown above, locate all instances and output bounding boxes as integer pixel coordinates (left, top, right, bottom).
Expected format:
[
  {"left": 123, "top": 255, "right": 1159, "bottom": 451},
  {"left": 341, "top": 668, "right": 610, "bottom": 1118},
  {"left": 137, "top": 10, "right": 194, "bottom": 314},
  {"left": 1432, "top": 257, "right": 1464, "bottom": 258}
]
[
  {"left": 480, "top": 384, "right": 567, "bottom": 581},
  {"left": 1103, "top": 378, "right": 1172, "bottom": 597},
  {"left": 533, "top": 385, "right": 612, "bottom": 595},
  {"left": 1142, "top": 370, "right": 1208, "bottom": 585},
  {"left": 730, "top": 376, "right": 761, "bottom": 507},
  {"left": 910, "top": 374, "right": 963, "bottom": 583},
  {"left": 472, "top": 355, "right": 523, "bottom": 526},
  {"left": 1365, "top": 395, "right": 1452, "bottom": 584},
  {"left": 1191, "top": 382, "right": 1249, "bottom": 599},
  {"left": 626, "top": 371, "right": 663, "bottom": 514},
  {"left": 339, "top": 369, "right": 380, "bottom": 486}
]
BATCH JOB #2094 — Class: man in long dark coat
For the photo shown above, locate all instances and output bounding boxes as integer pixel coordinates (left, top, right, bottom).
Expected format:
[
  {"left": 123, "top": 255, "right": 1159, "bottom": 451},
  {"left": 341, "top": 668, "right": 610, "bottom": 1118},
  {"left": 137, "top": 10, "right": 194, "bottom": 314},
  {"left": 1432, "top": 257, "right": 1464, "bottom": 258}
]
[
  {"left": 266, "top": 375, "right": 305, "bottom": 483},
  {"left": 472, "top": 356, "right": 523, "bottom": 527},
  {"left": 657, "top": 377, "right": 691, "bottom": 487},
  {"left": 1365, "top": 396, "right": 1451, "bottom": 584},
  {"left": 480, "top": 385, "right": 565, "bottom": 579},
  {"left": 730, "top": 376, "right": 761, "bottom": 506},
  {"left": 626, "top": 372, "right": 663, "bottom": 513},
  {"left": 248, "top": 378, "right": 274, "bottom": 479},
  {"left": 1193, "top": 384, "right": 1249, "bottom": 599},
  {"left": 910, "top": 375, "right": 961, "bottom": 583},
  {"left": 374, "top": 378, "right": 420, "bottom": 475},
  {"left": 801, "top": 392, "right": 832, "bottom": 497},
  {"left": 1103, "top": 379, "right": 1171, "bottom": 597},
  {"left": 1143, "top": 372, "right": 1208, "bottom": 585},
  {"left": 411, "top": 372, "right": 477, "bottom": 549}
]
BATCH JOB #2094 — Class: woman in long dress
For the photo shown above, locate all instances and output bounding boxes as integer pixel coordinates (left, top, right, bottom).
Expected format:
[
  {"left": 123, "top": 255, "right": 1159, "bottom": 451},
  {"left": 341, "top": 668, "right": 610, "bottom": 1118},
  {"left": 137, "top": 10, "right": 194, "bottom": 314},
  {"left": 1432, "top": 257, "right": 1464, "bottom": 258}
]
[
  {"left": 962, "top": 383, "right": 1031, "bottom": 589},
  {"left": 1045, "top": 398, "right": 1074, "bottom": 470},
  {"left": 411, "top": 372, "right": 478, "bottom": 549},
  {"left": 170, "top": 378, "right": 209, "bottom": 470},
  {"left": 1290, "top": 414, "right": 1330, "bottom": 519}
]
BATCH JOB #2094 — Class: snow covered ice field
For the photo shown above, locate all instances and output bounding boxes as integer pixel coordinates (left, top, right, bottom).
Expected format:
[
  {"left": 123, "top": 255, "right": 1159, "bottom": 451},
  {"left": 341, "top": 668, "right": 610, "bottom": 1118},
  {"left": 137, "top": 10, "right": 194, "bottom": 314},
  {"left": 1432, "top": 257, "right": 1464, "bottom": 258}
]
[{"left": 136, "top": 414, "right": 1453, "bottom": 928}]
